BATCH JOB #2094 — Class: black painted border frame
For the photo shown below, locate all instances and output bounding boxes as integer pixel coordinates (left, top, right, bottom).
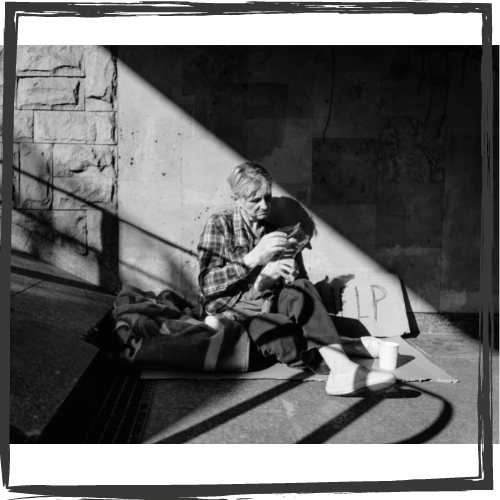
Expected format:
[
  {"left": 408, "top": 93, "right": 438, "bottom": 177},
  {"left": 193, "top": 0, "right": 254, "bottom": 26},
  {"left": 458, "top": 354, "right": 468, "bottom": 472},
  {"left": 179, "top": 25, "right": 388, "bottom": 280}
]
[{"left": 0, "top": 1, "right": 494, "bottom": 497}]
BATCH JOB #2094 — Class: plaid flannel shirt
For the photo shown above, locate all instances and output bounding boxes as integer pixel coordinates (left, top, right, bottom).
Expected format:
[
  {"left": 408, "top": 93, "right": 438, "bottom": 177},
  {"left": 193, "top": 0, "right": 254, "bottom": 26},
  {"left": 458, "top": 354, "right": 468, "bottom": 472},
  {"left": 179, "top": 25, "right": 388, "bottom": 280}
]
[{"left": 198, "top": 206, "right": 276, "bottom": 316}]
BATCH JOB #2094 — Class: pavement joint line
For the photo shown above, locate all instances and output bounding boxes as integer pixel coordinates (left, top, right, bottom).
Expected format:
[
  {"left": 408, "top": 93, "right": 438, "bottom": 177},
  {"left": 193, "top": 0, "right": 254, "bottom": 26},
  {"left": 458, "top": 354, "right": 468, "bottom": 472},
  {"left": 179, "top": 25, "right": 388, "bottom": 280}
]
[
  {"left": 405, "top": 338, "right": 433, "bottom": 358},
  {"left": 10, "top": 278, "right": 46, "bottom": 299}
]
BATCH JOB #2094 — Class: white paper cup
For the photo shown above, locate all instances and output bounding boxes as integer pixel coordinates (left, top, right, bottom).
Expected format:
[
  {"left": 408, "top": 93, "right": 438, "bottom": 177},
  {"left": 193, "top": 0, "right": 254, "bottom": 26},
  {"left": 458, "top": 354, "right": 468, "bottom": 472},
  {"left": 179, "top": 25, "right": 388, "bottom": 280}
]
[{"left": 379, "top": 341, "right": 399, "bottom": 370}]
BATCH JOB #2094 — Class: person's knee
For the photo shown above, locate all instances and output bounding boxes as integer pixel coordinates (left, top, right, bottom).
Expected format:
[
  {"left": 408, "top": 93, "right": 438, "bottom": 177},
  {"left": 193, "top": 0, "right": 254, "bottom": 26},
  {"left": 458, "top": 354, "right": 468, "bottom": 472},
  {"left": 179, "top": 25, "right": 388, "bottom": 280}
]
[
  {"left": 269, "top": 326, "right": 304, "bottom": 364},
  {"left": 288, "top": 278, "right": 315, "bottom": 294},
  {"left": 292, "top": 278, "right": 311, "bottom": 289},
  {"left": 248, "top": 317, "right": 304, "bottom": 364},
  {"left": 280, "top": 278, "right": 323, "bottom": 316}
]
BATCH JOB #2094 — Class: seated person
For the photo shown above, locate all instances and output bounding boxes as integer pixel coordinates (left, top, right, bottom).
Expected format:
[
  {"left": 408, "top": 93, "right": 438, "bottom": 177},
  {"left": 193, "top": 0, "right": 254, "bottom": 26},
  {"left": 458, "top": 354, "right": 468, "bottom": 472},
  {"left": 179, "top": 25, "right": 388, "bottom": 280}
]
[{"left": 197, "top": 161, "right": 396, "bottom": 396}]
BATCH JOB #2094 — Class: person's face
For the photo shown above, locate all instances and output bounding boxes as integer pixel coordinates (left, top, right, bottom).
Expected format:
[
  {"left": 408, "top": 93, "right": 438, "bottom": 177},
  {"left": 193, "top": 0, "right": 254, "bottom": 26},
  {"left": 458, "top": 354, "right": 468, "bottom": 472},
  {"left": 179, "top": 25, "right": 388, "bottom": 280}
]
[{"left": 235, "top": 185, "right": 272, "bottom": 222}]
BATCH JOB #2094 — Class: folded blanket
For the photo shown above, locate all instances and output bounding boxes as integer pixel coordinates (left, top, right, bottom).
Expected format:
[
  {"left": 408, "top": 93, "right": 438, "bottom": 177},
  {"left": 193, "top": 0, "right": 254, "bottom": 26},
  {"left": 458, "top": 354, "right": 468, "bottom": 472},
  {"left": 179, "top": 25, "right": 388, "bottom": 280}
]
[{"left": 82, "top": 285, "right": 250, "bottom": 372}]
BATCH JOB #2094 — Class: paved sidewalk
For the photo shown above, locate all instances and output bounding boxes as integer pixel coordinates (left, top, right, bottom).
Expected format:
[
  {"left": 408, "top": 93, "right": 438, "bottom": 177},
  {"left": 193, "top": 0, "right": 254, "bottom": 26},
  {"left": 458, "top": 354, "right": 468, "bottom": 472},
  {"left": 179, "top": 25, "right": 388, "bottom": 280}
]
[
  {"left": 10, "top": 250, "right": 115, "bottom": 442},
  {"left": 140, "top": 350, "right": 497, "bottom": 444},
  {"left": 9, "top": 251, "right": 499, "bottom": 444}
]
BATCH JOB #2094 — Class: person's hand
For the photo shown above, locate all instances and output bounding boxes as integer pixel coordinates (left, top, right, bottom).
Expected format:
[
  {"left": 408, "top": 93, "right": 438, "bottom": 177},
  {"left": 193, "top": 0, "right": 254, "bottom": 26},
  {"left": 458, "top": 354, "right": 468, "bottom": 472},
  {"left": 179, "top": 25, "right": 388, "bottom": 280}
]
[
  {"left": 262, "top": 258, "right": 297, "bottom": 282},
  {"left": 283, "top": 258, "right": 299, "bottom": 284},
  {"left": 244, "top": 231, "right": 287, "bottom": 269},
  {"left": 281, "top": 237, "right": 298, "bottom": 260}
]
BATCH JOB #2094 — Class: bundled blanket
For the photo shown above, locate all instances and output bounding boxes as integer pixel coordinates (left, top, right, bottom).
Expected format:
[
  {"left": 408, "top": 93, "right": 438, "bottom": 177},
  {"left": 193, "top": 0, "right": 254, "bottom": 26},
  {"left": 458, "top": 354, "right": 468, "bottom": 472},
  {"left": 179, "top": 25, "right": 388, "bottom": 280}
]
[{"left": 82, "top": 285, "right": 250, "bottom": 372}]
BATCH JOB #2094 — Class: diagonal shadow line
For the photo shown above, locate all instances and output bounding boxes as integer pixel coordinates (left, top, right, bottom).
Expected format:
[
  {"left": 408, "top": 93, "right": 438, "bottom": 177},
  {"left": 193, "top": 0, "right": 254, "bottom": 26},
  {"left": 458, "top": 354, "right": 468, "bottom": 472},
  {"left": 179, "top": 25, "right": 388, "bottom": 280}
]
[
  {"left": 10, "top": 246, "right": 169, "bottom": 297},
  {"left": 151, "top": 379, "right": 423, "bottom": 444},
  {"left": 152, "top": 373, "right": 307, "bottom": 444},
  {"left": 297, "top": 396, "right": 384, "bottom": 444},
  {"left": 11, "top": 243, "right": 180, "bottom": 291},
  {"left": 11, "top": 172, "right": 206, "bottom": 293},
  {"left": 297, "top": 386, "right": 422, "bottom": 444},
  {"left": 10, "top": 264, "right": 112, "bottom": 294},
  {"left": 393, "top": 382, "right": 454, "bottom": 444},
  {"left": 12, "top": 167, "right": 197, "bottom": 257},
  {"left": 298, "top": 382, "right": 454, "bottom": 445}
]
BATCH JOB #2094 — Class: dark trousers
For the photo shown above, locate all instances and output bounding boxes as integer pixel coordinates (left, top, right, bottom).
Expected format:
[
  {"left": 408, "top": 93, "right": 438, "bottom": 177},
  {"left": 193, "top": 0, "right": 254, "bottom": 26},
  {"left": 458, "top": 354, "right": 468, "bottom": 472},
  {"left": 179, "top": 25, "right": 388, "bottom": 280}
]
[{"left": 243, "top": 279, "right": 341, "bottom": 374}]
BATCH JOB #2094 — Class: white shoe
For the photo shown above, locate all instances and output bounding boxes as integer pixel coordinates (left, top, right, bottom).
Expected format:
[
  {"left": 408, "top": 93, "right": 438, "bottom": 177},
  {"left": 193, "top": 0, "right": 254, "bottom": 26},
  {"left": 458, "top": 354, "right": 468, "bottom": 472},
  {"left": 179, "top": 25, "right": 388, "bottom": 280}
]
[
  {"left": 326, "top": 366, "right": 396, "bottom": 396},
  {"left": 341, "top": 336, "right": 382, "bottom": 358}
]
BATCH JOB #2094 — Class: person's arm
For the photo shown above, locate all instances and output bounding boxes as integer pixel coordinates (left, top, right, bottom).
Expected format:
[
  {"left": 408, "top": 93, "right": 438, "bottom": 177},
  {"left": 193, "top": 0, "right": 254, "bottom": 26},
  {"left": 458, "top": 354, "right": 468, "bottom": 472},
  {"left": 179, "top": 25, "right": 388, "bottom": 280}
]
[
  {"left": 254, "top": 258, "right": 298, "bottom": 292},
  {"left": 253, "top": 236, "right": 300, "bottom": 292},
  {"left": 198, "top": 215, "right": 251, "bottom": 298}
]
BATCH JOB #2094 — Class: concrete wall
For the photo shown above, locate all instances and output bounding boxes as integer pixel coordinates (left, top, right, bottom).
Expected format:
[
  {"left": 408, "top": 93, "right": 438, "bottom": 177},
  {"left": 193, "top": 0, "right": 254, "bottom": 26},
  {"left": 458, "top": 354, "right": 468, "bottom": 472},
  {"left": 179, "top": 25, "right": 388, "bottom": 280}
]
[
  {"left": 2, "top": 46, "right": 120, "bottom": 291},
  {"left": 116, "top": 46, "right": 498, "bottom": 313},
  {"left": 2, "top": 45, "right": 497, "bottom": 312}
]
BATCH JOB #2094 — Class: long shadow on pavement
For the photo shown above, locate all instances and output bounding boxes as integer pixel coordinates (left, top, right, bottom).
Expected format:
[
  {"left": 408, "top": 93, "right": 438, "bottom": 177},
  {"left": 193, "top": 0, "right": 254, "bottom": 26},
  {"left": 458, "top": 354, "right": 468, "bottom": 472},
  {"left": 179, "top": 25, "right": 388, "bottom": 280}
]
[
  {"left": 299, "top": 382, "right": 454, "bottom": 444},
  {"left": 297, "top": 386, "right": 421, "bottom": 443},
  {"left": 151, "top": 378, "right": 424, "bottom": 444},
  {"left": 395, "top": 382, "right": 454, "bottom": 444},
  {"left": 150, "top": 373, "right": 307, "bottom": 444}
]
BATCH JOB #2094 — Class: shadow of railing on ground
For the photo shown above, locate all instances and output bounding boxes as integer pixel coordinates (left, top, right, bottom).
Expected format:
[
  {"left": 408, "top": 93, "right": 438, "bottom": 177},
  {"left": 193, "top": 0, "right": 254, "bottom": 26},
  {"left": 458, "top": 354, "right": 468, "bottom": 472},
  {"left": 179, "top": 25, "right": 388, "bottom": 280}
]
[
  {"left": 297, "top": 385, "right": 422, "bottom": 443},
  {"left": 394, "top": 382, "right": 454, "bottom": 444},
  {"left": 297, "top": 381, "right": 454, "bottom": 444},
  {"left": 148, "top": 377, "right": 455, "bottom": 444},
  {"left": 149, "top": 379, "right": 431, "bottom": 444},
  {"left": 147, "top": 373, "right": 318, "bottom": 444}
]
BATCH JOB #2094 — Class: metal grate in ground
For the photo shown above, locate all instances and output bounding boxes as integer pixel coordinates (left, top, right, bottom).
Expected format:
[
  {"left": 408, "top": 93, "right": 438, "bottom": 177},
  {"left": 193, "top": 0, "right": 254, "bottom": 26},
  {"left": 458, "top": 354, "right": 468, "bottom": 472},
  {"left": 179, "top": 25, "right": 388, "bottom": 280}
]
[{"left": 38, "top": 352, "right": 155, "bottom": 444}]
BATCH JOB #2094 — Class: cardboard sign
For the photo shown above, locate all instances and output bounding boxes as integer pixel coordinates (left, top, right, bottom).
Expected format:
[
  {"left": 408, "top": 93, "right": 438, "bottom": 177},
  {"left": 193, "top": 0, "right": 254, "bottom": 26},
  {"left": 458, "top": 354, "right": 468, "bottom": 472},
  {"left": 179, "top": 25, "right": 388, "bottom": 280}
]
[{"left": 320, "top": 272, "right": 411, "bottom": 338}]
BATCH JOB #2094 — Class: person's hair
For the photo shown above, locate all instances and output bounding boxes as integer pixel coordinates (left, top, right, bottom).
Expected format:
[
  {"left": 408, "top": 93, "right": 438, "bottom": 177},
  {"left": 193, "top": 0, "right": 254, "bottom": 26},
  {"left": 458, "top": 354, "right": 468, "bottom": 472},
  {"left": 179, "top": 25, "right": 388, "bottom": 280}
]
[{"left": 227, "top": 162, "right": 273, "bottom": 199}]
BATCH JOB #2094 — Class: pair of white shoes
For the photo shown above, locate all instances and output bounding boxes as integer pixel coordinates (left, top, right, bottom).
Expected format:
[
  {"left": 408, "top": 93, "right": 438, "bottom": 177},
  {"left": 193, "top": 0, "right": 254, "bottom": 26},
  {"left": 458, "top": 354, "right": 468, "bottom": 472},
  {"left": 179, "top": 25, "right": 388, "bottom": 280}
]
[
  {"left": 205, "top": 318, "right": 395, "bottom": 396},
  {"left": 326, "top": 336, "right": 396, "bottom": 396}
]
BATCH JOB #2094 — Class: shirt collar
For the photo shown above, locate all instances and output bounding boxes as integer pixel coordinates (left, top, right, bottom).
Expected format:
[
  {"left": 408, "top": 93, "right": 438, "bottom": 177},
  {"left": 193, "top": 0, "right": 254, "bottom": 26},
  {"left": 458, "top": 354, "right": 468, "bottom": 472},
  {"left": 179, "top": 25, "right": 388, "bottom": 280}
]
[
  {"left": 232, "top": 206, "right": 247, "bottom": 235},
  {"left": 232, "top": 206, "right": 273, "bottom": 247}
]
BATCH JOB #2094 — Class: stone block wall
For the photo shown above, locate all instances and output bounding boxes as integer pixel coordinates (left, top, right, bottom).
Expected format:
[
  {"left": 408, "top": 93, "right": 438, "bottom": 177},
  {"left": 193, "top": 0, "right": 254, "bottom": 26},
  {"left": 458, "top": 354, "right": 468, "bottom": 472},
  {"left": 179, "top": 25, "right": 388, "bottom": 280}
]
[
  {"left": 1, "top": 46, "right": 119, "bottom": 291},
  {"left": 2, "top": 45, "right": 497, "bottom": 311}
]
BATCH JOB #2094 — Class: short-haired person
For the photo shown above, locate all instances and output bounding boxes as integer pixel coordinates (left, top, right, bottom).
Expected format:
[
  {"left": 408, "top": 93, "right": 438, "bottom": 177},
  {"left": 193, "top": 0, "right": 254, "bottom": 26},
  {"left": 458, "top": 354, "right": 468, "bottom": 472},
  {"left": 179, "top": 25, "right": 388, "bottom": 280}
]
[{"left": 197, "top": 162, "right": 396, "bottom": 396}]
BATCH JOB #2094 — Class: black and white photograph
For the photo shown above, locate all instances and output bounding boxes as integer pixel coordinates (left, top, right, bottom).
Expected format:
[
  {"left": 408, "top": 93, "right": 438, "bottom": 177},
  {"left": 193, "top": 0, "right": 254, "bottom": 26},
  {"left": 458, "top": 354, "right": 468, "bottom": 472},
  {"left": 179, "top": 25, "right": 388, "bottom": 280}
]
[{"left": 1, "top": 0, "right": 498, "bottom": 493}]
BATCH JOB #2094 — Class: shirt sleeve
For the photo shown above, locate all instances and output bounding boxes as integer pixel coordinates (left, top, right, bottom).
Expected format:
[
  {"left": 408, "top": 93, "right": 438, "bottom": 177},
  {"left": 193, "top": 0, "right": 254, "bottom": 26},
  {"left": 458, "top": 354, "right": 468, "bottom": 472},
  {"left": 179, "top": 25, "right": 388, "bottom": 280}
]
[{"left": 198, "top": 215, "right": 251, "bottom": 298}]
